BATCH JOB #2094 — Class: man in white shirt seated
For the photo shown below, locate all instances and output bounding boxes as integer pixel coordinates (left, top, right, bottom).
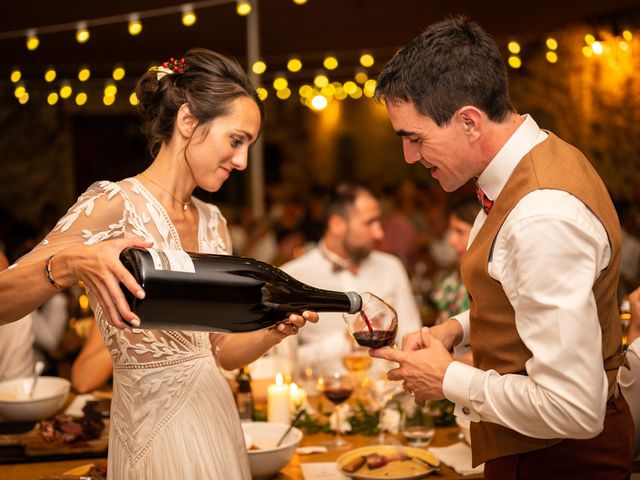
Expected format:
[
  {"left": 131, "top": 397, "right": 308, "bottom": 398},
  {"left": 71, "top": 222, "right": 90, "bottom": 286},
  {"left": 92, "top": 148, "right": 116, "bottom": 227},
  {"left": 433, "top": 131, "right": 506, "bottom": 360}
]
[{"left": 279, "top": 183, "right": 422, "bottom": 370}]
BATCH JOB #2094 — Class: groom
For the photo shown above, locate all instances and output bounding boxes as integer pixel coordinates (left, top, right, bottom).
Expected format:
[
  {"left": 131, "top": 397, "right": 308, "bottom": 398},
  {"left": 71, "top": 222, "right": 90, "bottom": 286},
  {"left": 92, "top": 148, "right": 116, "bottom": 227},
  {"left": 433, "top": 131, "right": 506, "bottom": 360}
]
[{"left": 370, "top": 16, "right": 633, "bottom": 479}]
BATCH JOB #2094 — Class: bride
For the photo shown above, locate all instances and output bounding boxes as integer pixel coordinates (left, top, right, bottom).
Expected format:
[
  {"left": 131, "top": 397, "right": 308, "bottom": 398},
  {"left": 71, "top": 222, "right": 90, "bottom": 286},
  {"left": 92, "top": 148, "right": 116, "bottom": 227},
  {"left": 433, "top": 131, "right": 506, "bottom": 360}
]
[{"left": 0, "top": 48, "right": 317, "bottom": 479}]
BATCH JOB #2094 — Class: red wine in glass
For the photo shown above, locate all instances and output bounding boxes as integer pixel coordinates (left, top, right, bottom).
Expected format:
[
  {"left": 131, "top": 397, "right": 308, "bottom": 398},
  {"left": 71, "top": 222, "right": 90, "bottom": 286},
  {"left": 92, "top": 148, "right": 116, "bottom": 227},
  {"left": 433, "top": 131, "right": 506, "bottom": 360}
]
[
  {"left": 323, "top": 387, "right": 353, "bottom": 405},
  {"left": 353, "top": 329, "right": 397, "bottom": 348}
]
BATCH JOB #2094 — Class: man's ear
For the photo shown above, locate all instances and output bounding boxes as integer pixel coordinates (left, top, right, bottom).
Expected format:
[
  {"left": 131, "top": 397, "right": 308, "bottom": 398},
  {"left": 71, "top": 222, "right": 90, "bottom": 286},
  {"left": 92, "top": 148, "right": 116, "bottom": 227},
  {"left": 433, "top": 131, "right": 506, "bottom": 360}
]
[
  {"left": 328, "top": 214, "right": 347, "bottom": 236},
  {"left": 457, "top": 106, "right": 483, "bottom": 142},
  {"left": 176, "top": 103, "right": 198, "bottom": 139}
]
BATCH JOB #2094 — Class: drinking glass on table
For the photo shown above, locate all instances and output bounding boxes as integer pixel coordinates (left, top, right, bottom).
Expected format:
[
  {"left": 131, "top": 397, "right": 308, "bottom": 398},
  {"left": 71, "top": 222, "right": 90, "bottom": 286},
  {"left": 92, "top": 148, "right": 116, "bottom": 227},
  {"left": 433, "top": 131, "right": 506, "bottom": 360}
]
[
  {"left": 401, "top": 402, "right": 435, "bottom": 447},
  {"left": 342, "top": 292, "right": 398, "bottom": 349},
  {"left": 317, "top": 368, "right": 354, "bottom": 450}
]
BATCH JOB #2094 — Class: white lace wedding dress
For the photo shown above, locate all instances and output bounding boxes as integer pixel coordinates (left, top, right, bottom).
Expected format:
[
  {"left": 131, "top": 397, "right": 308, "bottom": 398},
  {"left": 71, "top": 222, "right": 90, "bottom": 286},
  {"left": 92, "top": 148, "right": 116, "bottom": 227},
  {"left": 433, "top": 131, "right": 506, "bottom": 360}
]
[{"left": 21, "top": 178, "right": 251, "bottom": 479}]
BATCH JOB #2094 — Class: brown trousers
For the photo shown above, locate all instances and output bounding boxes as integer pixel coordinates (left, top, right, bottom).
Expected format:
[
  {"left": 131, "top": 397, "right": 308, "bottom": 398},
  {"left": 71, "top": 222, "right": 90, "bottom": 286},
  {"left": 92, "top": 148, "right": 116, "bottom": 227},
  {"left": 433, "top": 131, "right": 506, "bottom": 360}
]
[{"left": 484, "top": 393, "right": 634, "bottom": 480}]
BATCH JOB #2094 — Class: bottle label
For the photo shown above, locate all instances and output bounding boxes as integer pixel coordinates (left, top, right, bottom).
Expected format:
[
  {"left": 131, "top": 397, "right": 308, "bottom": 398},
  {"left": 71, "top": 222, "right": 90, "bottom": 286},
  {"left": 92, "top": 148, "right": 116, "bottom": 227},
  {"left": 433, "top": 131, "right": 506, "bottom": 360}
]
[{"left": 147, "top": 248, "right": 195, "bottom": 273}]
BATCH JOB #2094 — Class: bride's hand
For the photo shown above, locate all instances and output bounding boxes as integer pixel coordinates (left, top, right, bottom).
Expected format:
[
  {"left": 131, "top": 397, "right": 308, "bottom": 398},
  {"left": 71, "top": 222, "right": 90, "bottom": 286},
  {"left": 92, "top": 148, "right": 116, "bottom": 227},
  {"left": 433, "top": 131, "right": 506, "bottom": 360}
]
[
  {"left": 275, "top": 310, "right": 319, "bottom": 337},
  {"left": 60, "top": 238, "right": 153, "bottom": 330}
]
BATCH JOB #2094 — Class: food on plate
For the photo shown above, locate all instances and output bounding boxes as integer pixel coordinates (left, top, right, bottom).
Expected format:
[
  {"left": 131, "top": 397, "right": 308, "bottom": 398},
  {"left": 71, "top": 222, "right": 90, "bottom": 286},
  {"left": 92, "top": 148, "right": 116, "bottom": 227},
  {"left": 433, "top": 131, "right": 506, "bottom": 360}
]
[
  {"left": 248, "top": 444, "right": 261, "bottom": 451},
  {"left": 86, "top": 463, "right": 108, "bottom": 480},
  {"left": 339, "top": 448, "right": 440, "bottom": 477},
  {"left": 342, "top": 455, "right": 366, "bottom": 473},
  {"left": 37, "top": 401, "right": 105, "bottom": 443}
]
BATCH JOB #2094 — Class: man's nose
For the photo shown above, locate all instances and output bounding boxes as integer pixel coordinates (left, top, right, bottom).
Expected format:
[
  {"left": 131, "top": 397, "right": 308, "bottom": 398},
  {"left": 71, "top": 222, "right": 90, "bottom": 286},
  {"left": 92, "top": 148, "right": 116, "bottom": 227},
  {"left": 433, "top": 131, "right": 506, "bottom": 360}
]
[{"left": 402, "top": 141, "right": 422, "bottom": 164}]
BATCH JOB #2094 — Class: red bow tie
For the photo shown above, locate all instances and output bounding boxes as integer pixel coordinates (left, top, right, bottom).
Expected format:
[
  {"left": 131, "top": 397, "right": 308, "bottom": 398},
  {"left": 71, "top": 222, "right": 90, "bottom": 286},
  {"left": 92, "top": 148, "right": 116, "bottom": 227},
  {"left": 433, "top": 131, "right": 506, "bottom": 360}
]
[{"left": 476, "top": 184, "right": 494, "bottom": 214}]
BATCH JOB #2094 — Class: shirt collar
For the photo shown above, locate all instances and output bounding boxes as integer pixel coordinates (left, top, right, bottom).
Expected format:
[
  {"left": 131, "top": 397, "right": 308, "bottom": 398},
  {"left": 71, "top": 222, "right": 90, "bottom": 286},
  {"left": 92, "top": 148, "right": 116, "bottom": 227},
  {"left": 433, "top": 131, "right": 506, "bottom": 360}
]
[
  {"left": 318, "top": 240, "right": 360, "bottom": 274},
  {"left": 477, "top": 114, "right": 548, "bottom": 201}
]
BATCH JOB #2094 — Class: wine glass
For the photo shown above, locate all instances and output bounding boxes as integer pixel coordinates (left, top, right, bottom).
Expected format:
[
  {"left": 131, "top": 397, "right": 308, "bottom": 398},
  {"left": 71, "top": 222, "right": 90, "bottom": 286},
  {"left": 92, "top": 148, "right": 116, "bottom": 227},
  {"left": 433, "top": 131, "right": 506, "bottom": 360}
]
[
  {"left": 317, "top": 368, "right": 354, "bottom": 450},
  {"left": 342, "top": 292, "right": 398, "bottom": 349},
  {"left": 401, "top": 402, "right": 435, "bottom": 447}
]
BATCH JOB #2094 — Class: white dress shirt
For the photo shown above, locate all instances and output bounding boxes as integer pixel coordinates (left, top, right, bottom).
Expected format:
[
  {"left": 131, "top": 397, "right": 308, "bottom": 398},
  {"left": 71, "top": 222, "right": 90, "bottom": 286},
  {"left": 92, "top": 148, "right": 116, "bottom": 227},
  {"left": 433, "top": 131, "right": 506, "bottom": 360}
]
[
  {"left": 443, "top": 115, "right": 613, "bottom": 439},
  {"left": 619, "top": 338, "right": 640, "bottom": 455},
  {"left": 281, "top": 244, "right": 422, "bottom": 367}
]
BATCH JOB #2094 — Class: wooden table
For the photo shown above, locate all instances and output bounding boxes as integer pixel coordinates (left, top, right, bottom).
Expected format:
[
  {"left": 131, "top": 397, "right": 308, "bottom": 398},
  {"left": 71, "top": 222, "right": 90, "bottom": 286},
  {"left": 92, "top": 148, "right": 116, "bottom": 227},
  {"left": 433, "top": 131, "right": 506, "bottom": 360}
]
[{"left": 0, "top": 426, "right": 480, "bottom": 479}]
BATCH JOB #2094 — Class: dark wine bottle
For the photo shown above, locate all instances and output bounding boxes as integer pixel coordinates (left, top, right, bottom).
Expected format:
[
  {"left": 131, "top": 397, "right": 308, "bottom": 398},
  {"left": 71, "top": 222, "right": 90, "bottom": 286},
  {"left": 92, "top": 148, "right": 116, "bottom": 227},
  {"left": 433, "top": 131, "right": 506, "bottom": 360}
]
[
  {"left": 119, "top": 248, "right": 362, "bottom": 333},
  {"left": 235, "top": 366, "right": 254, "bottom": 422}
]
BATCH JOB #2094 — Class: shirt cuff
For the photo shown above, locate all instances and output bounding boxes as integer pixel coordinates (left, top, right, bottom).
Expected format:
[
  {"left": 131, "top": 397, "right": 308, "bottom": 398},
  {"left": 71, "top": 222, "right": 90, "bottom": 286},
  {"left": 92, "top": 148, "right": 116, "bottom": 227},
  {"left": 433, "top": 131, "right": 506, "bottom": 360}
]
[
  {"left": 451, "top": 310, "right": 470, "bottom": 347},
  {"left": 443, "top": 360, "right": 481, "bottom": 422}
]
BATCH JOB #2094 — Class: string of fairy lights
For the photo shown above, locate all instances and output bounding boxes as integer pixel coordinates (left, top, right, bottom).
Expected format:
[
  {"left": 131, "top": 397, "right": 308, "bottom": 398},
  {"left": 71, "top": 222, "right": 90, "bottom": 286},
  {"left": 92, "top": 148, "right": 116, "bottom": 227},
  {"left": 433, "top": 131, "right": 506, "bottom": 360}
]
[{"left": 4, "top": 0, "right": 637, "bottom": 112}]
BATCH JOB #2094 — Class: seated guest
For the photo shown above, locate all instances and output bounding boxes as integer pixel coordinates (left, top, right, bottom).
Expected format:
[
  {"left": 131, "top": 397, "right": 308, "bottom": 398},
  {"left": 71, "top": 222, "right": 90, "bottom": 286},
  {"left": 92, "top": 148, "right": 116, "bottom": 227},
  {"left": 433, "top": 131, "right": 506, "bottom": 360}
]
[{"left": 280, "top": 183, "right": 422, "bottom": 366}]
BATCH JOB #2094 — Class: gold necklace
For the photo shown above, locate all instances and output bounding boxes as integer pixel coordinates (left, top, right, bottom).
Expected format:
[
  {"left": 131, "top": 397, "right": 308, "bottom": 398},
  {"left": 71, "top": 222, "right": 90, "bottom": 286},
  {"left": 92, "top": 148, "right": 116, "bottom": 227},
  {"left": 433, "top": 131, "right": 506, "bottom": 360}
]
[{"left": 139, "top": 173, "right": 192, "bottom": 211}]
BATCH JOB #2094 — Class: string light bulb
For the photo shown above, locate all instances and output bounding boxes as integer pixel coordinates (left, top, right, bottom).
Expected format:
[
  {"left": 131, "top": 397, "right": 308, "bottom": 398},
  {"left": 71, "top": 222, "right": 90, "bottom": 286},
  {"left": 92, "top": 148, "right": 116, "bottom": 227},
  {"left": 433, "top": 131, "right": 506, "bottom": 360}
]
[
  {"left": 236, "top": 1, "right": 252, "bottom": 16},
  {"left": 622, "top": 30, "right": 633, "bottom": 42},
  {"left": 10, "top": 69, "right": 21, "bottom": 83},
  {"left": 18, "top": 93, "right": 29, "bottom": 105},
  {"left": 314, "top": 73, "right": 329, "bottom": 88},
  {"left": 128, "top": 14, "right": 143, "bottom": 36},
  {"left": 508, "top": 56, "right": 522, "bottom": 69},
  {"left": 323, "top": 56, "right": 338, "bottom": 70},
  {"left": 103, "top": 95, "right": 116, "bottom": 106},
  {"left": 129, "top": 92, "right": 139, "bottom": 106},
  {"left": 584, "top": 34, "right": 596, "bottom": 45},
  {"left": 311, "top": 95, "right": 328, "bottom": 111},
  {"left": 26, "top": 29, "right": 39, "bottom": 51},
  {"left": 182, "top": 5, "right": 197, "bottom": 26},
  {"left": 14, "top": 85, "right": 26, "bottom": 98},
  {"left": 256, "top": 87, "right": 268, "bottom": 100},
  {"left": 276, "top": 88, "right": 291, "bottom": 100},
  {"left": 546, "top": 38, "right": 558, "bottom": 50},
  {"left": 591, "top": 41, "right": 603, "bottom": 55},
  {"left": 75, "top": 92, "right": 88, "bottom": 106},
  {"left": 293, "top": 0, "right": 308, "bottom": 4},
  {"left": 60, "top": 84, "right": 73, "bottom": 99},
  {"left": 44, "top": 68, "right": 57, "bottom": 82},
  {"left": 112, "top": 67, "right": 126, "bottom": 81},
  {"left": 47, "top": 92, "right": 59, "bottom": 106},
  {"left": 76, "top": 22, "right": 90, "bottom": 44},
  {"left": 78, "top": 67, "right": 91, "bottom": 82},
  {"left": 545, "top": 51, "right": 558, "bottom": 64},
  {"left": 287, "top": 57, "right": 302, "bottom": 72},
  {"left": 273, "top": 74, "right": 288, "bottom": 91},
  {"left": 354, "top": 69, "right": 368, "bottom": 84},
  {"left": 252, "top": 60, "right": 266, "bottom": 75},
  {"left": 507, "top": 41, "right": 521, "bottom": 54},
  {"left": 359, "top": 53, "right": 374, "bottom": 68}
]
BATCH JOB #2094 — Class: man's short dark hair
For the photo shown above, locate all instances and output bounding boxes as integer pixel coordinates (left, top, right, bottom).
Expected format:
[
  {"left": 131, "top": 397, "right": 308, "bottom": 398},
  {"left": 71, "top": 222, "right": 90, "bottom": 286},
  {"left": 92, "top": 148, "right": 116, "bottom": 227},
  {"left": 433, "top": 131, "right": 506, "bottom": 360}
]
[
  {"left": 323, "top": 183, "right": 373, "bottom": 230},
  {"left": 375, "top": 16, "right": 515, "bottom": 126}
]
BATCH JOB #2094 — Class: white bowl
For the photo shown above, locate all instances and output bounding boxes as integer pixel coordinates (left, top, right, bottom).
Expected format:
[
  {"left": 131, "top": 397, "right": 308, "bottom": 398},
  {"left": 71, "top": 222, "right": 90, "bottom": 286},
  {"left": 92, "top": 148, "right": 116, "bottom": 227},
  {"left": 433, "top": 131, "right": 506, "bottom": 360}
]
[
  {"left": 456, "top": 416, "right": 471, "bottom": 445},
  {"left": 0, "top": 376, "right": 70, "bottom": 421},
  {"left": 241, "top": 421, "right": 303, "bottom": 479}
]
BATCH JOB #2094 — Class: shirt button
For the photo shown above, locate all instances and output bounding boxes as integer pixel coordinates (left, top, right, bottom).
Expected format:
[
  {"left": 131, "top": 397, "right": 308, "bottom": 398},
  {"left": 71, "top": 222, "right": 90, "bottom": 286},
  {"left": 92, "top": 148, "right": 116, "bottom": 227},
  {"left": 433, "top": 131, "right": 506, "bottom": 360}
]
[{"left": 462, "top": 407, "right": 470, "bottom": 415}]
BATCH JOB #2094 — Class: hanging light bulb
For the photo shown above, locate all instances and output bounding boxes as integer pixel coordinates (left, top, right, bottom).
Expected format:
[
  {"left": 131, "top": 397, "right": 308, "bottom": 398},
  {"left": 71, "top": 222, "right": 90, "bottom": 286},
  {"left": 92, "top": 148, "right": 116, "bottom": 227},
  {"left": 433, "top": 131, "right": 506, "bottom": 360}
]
[
  {"left": 256, "top": 87, "right": 268, "bottom": 100},
  {"left": 47, "top": 92, "right": 59, "bottom": 106},
  {"left": 14, "top": 85, "right": 26, "bottom": 98},
  {"left": 44, "top": 68, "right": 57, "bottom": 82},
  {"left": 311, "top": 95, "right": 328, "bottom": 111},
  {"left": 78, "top": 67, "right": 91, "bottom": 82},
  {"left": 314, "top": 73, "right": 329, "bottom": 88},
  {"left": 26, "top": 29, "right": 39, "bottom": 51},
  {"left": 10, "top": 69, "right": 21, "bottom": 83},
  {"left": 76, "top": 22, "right": 90, "bottom": 44},
  {"left": 18, "top": 93, "right": 29, "bottom": 105},
  {"left": 507, "top": 41, "right": 521, "bottom": 54},
  {"left": 276, "top": 88, "right": 291, "bottom": 100},
  {"left": 293, "top": 0, "right": 308, "bottom": 4},
  {"left": 273, "top": 74, "right": 288, "bottom": 91},
  {"left": 104, "top": 83, "right": 117, "bottom": 97},
  {"left": 252, "top": 60, "right": 267, "bottom": 75},
  {"left": 75, "top": 92, "right": 88, "bottom": 106},
  {"left": 354, "top": 69, "right": 368, "bottom": 84},
  {"left": 128, "top": 14, "right": 143, "bottom": 36},
  {"left": 129, "top": 92, "right": 139, "bottom": 106},
  {"left": 545, "top": 51, "right": 558, "bottom": 64},
  {"left": 323, "top": 56, "right": 338, "bottom": 70},
  {"left": 508, "top": 56, "right": 522, "bottom": 69},
  {"left": 112, "top": 66, "right": 126, "bottom": 81},
  {"left": 287, "top": 57, "right": 302, "bottom": 72},
  {"left": 237, "top": 1, "right": 252, "bottom": 16},
  {"left": 591, "top": 41, "right": 603, "bottom": 55},
  {"left": 59, "top": 84, "right": 73, "bottom": 99},
  {"left": 182, "top": 5, "right": 197, "bottom": 26},
  {"left": 103, "top": 95, "right": 116, "bottom": 106},
  {"left": 359, "top": 53, "right": 374, "bottom": 68}
]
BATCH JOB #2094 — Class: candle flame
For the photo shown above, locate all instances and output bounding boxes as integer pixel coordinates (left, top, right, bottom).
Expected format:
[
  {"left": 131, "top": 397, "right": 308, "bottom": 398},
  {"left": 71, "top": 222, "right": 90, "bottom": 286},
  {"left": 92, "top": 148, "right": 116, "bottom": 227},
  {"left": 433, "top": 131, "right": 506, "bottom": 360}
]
[{"left": 275, "top": 373, "right": 283, "bottom": 385}]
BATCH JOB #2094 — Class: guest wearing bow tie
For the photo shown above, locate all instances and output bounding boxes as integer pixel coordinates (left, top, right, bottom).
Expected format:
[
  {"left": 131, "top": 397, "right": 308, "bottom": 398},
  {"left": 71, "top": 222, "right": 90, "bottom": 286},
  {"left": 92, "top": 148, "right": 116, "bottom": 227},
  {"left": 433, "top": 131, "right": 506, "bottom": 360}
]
[
  {"left": 280, "top": 183, "right": 422, "bottom": 368},
  {"left": 371, "top": 16, "right": 632, "bottom": 479}
]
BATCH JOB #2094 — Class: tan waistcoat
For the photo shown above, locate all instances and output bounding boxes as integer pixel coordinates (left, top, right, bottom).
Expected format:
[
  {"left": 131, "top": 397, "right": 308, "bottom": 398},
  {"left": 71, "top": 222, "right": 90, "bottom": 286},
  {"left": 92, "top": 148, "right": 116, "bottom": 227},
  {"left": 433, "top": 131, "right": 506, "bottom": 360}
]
[{"left": 460, "top": 132, "right": 623, "bottom": 467}]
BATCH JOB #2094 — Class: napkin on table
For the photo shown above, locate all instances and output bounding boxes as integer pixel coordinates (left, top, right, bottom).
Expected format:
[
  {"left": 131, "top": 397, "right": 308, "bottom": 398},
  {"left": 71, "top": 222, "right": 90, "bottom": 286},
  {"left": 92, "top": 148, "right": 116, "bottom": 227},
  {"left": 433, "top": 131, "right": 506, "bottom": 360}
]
[
  {"left": 429, "top": 441, "right": 484, "bottom": 476},
  {"left": 300, "top": 462, "right": 348, "bottom": 480}
]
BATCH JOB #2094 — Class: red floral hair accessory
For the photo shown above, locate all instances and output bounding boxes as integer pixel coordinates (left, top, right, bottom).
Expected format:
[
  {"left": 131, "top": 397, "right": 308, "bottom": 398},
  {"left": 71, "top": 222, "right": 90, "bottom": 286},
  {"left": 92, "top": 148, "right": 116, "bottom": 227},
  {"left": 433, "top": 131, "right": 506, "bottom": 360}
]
[{"left": 152, "top": 57, "right": 187, "bottom": 80}]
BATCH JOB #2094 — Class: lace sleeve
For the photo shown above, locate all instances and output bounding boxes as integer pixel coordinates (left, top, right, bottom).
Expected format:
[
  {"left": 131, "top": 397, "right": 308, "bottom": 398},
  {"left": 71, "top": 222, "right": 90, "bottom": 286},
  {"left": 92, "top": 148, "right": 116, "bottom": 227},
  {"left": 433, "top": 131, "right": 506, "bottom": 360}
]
[{"left": 11, "top": 180, "right": 142, "bottom": 269}]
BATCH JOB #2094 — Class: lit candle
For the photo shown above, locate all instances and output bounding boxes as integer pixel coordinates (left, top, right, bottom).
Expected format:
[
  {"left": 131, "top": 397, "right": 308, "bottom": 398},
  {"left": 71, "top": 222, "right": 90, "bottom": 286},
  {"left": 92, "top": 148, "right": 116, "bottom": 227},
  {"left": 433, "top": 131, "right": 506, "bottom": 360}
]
[
  {"left": 267, "top": 373, "right": 290, "bottom": 424},
  {"left": 289, "top": 382, "right": 307, "bottom": 412}
]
